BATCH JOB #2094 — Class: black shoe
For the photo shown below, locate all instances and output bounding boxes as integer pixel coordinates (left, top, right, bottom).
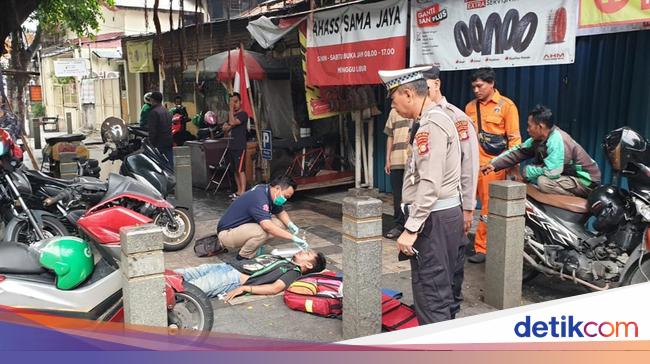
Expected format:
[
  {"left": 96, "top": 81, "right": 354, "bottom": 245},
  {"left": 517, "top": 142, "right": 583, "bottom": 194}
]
[
  {"left": 236, "top": 254, "right": 247, "bottom": 261},
  {"left": 384, "top": 227, "right": 403, "bottom": 239},
  {"left": 468, "top": 253, "right": 486, "bottom": 264}
]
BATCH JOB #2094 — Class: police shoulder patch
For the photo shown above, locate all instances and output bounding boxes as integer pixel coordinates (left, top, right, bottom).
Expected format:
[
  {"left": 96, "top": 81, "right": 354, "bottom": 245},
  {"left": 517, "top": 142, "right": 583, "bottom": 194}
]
[
  {"left": 455, "top": 120, "right": 469, "bottom": 141},
  {"left": 415, "top": 131, "right": 430, "bottom": 156},
  {"left": 262, "top": 204, "right": 270, "bottom": 212}
]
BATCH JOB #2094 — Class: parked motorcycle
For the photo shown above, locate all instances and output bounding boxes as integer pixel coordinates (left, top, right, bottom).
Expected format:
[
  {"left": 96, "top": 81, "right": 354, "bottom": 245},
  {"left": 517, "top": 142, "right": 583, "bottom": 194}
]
[
  {"left": 523, "top": 127, "right": 650, "bottom": 290},
  {"left": 0, "top": 129, "right": 69, "bottom": 244},
  {"left": 0, "top": 236, "right": 213, "bottom": 334},
  {"left": 100, "top": 118, "right": 177, "bottom": 201},
  {"left": 41, "top": 133, "right": 101, "bottom": 178},
  {"left": 14, "top": 169, "right": 195, "bottom": 252},
  {"left": 39, "top": 173, "right": 194, "bottom": 254}
]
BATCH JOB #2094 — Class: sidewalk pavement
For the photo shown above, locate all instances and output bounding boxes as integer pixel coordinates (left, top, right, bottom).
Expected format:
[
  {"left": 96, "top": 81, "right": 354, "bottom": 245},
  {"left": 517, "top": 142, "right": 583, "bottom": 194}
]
[{"left": 164, "top": 187, "right": 586, "bottom": 342}]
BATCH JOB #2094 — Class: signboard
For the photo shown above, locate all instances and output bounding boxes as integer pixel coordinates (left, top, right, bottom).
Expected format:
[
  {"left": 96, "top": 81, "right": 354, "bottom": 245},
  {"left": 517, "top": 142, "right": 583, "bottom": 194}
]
[
  {"left": 29, "top": 85, "right": 42, "bottom": 102},
  {"left": 53, "top": 59, "right": 88, "bottom": 77},
  {"left": 577, "top": 0, "right": 650, "bottom": 36},
  {"left": 409, "top": 0, "right": 577, "bottom": 70},
  {"left": 262, "top": 129, "right": 272, "bottom": 160},
  {"left": 299, "top": 23, "right": 339, "bottom": 120},
  {"left": 306, "top": 0, "right": 408, "bottom": 86},
  {"left": 126, "top": 40, "right": 155, "bottom": 73}
]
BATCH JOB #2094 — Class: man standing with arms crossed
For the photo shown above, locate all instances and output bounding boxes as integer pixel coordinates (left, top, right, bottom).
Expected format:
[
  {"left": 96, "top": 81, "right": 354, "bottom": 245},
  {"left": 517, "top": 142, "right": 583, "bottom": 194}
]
[
  {"left": 223, "top": 92, "right": 249, "bottom": 200},
  {"left": 464, "top": 68, "right": 521, "bottom": 264}
]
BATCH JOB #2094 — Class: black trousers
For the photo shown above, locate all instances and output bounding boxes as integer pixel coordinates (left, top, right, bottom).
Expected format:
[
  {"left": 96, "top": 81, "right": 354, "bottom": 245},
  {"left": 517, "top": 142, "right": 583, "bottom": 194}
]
[
  {"left": 409, "top": 206, "right": 465, "bottom": 325},
  {"left": 390, "top": 169, "right": 405, "bottom": 229}
]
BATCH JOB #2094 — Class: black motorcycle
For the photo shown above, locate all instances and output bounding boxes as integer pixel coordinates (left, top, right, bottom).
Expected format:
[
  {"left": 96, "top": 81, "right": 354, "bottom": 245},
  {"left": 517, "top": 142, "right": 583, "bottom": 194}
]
[
  {"left": 523, "top": 127, "right": 650, "bottom": 290},
  {"left": 0, "top": 139, "right": 69, "bottom": 244}
]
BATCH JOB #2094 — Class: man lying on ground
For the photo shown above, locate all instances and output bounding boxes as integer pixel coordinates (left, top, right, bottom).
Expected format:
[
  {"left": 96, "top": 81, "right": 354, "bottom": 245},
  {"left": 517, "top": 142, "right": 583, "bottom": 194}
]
[{"left": 175, "top": 249, "right": 326, "bottom": 303}]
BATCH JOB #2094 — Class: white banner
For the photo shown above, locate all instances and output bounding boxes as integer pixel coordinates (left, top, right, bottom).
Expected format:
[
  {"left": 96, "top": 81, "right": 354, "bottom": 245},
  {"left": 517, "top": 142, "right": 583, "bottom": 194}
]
[
  {"left": 410, "top": 0, "right": 578, "bottom": 70},
  {"left": 306, "top": 0, "right": 408, "bottom": 86},
  {"left": 54, "top": 59, "right": 88, "bottom": 77}
]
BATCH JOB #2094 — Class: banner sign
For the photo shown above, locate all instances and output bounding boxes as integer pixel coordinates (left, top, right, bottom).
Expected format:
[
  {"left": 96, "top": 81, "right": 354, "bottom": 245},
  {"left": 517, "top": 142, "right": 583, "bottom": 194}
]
[
  {"left": 306, "top": 0, "right": 407, "bottom": 86},
  {"left": 54, "top": 59, "right": 88, "bottom": 77},
  {"left": 126, "top": 40, "right": 154, "bottom": 73},
  {"left": 409, "top": 0, "right": 577, "bottom": 70},
  {"left": 578, "top": 0, "right": 650, "bottom": 36},
  {"left": 300, "top": 23, "right": 339, "bottom": 120}
]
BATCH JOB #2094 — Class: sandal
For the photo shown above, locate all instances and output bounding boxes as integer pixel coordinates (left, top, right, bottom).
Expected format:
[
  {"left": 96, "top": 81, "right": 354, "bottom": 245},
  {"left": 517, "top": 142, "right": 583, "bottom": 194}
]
[{"left": 384, "top": 227, "right": 403, "bottom": 239}]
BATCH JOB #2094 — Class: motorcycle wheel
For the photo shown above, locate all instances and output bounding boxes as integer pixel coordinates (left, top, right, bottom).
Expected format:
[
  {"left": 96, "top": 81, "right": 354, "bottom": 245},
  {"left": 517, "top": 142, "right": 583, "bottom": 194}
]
[
  {"left": 522, "top": 243, "right": 541, "bottom": 283},
  {"left": 7, "top": 216, "right": 69, "bottom": 244},
  {"left": 154, "top": 208, "right": 195, "bottom": 251},
  {"left": 623, "top": 258, "right": 650, "bottom": 286},
  {"left": 168, "top": 281, "right": 214, "bottom": 335}
]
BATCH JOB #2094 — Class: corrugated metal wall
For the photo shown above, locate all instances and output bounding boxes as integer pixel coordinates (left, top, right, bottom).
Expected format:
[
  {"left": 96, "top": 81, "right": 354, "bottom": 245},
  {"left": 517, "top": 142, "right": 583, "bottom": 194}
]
[{"left": 374, "top": 30, "right": 650, "bottom": 191}]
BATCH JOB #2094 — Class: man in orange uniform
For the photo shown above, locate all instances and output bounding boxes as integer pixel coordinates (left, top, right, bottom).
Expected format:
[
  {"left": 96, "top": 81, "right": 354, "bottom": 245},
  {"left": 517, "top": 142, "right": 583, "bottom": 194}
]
[{"left": 464, "top": 68, "right": 521, "bottom": 263}]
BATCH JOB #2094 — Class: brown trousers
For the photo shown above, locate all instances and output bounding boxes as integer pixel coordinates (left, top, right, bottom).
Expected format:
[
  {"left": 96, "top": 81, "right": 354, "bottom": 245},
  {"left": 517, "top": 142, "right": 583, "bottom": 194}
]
[
  {"left": 217, "top": 217, "right": 285, "bottom": 258},
  {"left": 537, "top": 175, "right": 592, "bottom": 198}
]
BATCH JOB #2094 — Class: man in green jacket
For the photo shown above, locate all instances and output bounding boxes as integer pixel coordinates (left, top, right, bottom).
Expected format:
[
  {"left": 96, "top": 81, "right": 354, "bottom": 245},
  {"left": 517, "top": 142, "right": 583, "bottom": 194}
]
[
  {"left": 139, "top": 92, "right": 153, "bottom": 128},
  {"left": 481, "top": 105, "right": 601, "bottom": 197}
]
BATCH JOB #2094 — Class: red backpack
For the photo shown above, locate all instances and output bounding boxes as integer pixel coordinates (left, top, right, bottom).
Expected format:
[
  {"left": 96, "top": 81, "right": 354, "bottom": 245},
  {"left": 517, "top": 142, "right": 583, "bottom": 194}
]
[
  {"left": 283, "top": 272, "right": 419, "bottom": 331},
  {"left": 283, "top": 272, "right": 343, "bottom": 318}
]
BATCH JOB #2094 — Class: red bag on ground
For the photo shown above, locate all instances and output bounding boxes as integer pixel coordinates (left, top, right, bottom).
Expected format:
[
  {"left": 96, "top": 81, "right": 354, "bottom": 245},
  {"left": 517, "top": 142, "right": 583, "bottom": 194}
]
[
  {"left": 283, "top": 272, "right": 343, "bottom": 318},
  {"left": 381, "top": 293, "right": 419, "bottom": 331}
]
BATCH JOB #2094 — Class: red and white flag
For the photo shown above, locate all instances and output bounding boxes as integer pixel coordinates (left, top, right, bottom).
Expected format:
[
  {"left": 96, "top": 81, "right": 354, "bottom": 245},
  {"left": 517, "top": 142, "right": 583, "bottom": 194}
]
[{"left": 233, "top": 46, "right": 253, "bottom": 117}]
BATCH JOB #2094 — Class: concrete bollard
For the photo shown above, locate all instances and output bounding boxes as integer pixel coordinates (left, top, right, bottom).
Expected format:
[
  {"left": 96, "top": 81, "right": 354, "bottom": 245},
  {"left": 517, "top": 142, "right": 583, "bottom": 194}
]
[
  {"left": 342, "top": 196, "right": 383, "bottom": 339},
  {"left": 173, "top": 146, "right": 193, "bottom": 213},
  {"left": 32, "top": 118, "right": 41, "bottom": 150},
  {"left": 485, "top": 180, "right": 527, "bottom": 309},
  {"left": 120, "top": 224, "right": 168, "bottom": 328}
]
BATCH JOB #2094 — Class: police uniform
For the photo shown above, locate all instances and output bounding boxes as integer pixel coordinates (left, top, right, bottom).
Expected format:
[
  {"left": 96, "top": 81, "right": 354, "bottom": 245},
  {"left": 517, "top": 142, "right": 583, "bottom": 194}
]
[
  {"left": 433, "top": 96, "right": 479, "bottom": 318},
  {"left": 379, "top": 67, "right": 465, "bottom": 324}
]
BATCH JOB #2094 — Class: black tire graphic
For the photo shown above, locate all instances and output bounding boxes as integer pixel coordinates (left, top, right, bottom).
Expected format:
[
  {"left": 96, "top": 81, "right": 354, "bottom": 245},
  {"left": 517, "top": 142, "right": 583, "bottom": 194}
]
[
  {"left": 468, "top": 14, "right": 484, "bottom": 53},
  {"left": 454, "top": 21, "right": 473, "bottom": 57},
  {"left": 482, "top": 12, "right": 502, "bottom": 55},
  {"left": 499, "top": 9, "right": 519, "bottom": 52},
  {"left": 512, "top": 12, "right": 538, "bottom": 52}
]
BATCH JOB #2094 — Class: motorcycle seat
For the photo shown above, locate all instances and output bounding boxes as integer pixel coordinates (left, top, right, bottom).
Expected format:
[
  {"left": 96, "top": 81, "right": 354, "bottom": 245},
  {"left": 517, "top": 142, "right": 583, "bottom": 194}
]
[
  {"left": 0, "top": 242, "right": 46, "bottom": 274},
  {"left": 23, "top": 169, "right": 75, "bottom": 187},
  {"left": 45, "top": 134, "right": 86, "bottom": 145},
  {"left": 526, "top": 184, "right": 588, "bottom": 214}
]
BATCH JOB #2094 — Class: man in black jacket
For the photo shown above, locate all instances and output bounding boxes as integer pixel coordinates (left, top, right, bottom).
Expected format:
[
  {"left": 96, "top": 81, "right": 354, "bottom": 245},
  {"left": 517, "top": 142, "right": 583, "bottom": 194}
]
[{"left": 147, "top": 91, "right": 174, "bottom": 167}]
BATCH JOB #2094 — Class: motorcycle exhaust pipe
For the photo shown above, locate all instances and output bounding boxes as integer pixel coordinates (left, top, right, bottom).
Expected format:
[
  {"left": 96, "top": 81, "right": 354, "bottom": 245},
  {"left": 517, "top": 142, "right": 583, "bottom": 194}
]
[{"left": 522, "top": 251, "right": 609, "bottom": 291}]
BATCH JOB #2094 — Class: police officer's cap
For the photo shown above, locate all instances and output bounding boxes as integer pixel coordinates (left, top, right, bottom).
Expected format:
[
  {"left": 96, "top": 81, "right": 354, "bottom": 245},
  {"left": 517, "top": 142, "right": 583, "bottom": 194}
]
[{"left": 378, "top": 65, "right": 432, "bottom": 94}]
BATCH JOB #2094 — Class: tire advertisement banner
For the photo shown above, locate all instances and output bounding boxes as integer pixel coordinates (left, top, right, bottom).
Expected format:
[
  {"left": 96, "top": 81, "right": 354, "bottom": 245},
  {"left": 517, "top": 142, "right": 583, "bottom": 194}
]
[
  {"left": 409, "top": 0, "right": 577, "bottom": 70},
  {"left": 306, "top": 0, "right": 407, "bottom": 86},
  {"left": 577, "top": 0, "right": 650, "bottom": 36}
]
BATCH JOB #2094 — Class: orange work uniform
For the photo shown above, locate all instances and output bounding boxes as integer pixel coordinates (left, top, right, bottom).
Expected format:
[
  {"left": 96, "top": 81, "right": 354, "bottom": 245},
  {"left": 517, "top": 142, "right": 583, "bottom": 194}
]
[{"left": 464, "top": 90, "right": 521, "bottom": 255}]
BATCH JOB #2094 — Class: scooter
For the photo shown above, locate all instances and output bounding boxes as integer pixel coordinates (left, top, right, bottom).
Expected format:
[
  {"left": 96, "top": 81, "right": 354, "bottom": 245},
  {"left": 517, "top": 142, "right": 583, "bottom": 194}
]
[
  {"left": 32, "top": 172, "right": 195, "bottom": 252},
  {"left": 522, "top": 127, "right": 650, "bottom": 290},
  {"left": 100, "top": 118, "right": 177, "bottom": 201},
  {"left": 0, "top": 237, "right": 213, "bottom": 333}
]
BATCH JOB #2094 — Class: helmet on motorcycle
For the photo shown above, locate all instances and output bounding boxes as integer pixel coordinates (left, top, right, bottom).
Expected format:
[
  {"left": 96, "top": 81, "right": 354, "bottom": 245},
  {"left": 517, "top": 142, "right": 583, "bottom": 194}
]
[
  {"left": 204, "top": 111, "right": 217, "bottom": 126},
  {"left": 603, "top": 127, "right": 648, "bottom": 172},
  {"left": 587, "top": 185, "right": 631, "bottom": 233},
  {"left": 0, "top": 129, "right": 12, "bottom": 157},
  {"left": 38, "top": 236, "right": 94, "bottom": 290}
]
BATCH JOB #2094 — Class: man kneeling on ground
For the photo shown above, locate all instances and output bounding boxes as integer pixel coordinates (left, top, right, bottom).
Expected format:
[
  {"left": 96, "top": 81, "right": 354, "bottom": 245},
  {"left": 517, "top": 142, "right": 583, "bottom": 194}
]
[
  {"left": 217, "top": 176, "right": 307, "bottom": 260},
  {"left": 175, "top": 250, "right": 326, "bottom": 303}
]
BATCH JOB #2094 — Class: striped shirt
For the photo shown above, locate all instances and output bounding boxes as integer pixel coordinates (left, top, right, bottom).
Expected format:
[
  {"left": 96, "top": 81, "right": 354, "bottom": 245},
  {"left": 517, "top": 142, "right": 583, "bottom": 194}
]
[{"left": 384, "top": 109, "right": 413, "bottom": 170}]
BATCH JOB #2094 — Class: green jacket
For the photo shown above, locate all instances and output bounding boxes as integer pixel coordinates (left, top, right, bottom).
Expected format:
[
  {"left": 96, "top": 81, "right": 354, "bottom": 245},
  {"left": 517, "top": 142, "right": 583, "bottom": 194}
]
[
  {"left": 139, "top": 103, "right": 152, "bottom": 128},
  {"left": 491, "top": 127, "right": 601, "bottom": 187}
]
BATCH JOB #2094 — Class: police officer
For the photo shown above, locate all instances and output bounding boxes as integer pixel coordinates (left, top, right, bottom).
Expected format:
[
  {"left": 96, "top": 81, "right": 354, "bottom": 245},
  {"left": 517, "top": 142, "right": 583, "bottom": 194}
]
[
  {"left": 423, "top": 66, "right": 480, "bottom": 319},
  {"left": 379, "top": 66, "right": 464, "bottom": 324}
]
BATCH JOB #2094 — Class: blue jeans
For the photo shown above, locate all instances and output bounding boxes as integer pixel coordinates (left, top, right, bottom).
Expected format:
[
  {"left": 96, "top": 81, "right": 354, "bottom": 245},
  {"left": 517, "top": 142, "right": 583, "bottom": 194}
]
[{"left": 175, "top": 263, "right": 241, "bottom": 298}]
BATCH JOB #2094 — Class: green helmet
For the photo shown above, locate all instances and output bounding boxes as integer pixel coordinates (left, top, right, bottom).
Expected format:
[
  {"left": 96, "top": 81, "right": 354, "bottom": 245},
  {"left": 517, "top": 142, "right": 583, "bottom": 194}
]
[{"left": 39, "top": 237, "right": 94, "bottom": 290}]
